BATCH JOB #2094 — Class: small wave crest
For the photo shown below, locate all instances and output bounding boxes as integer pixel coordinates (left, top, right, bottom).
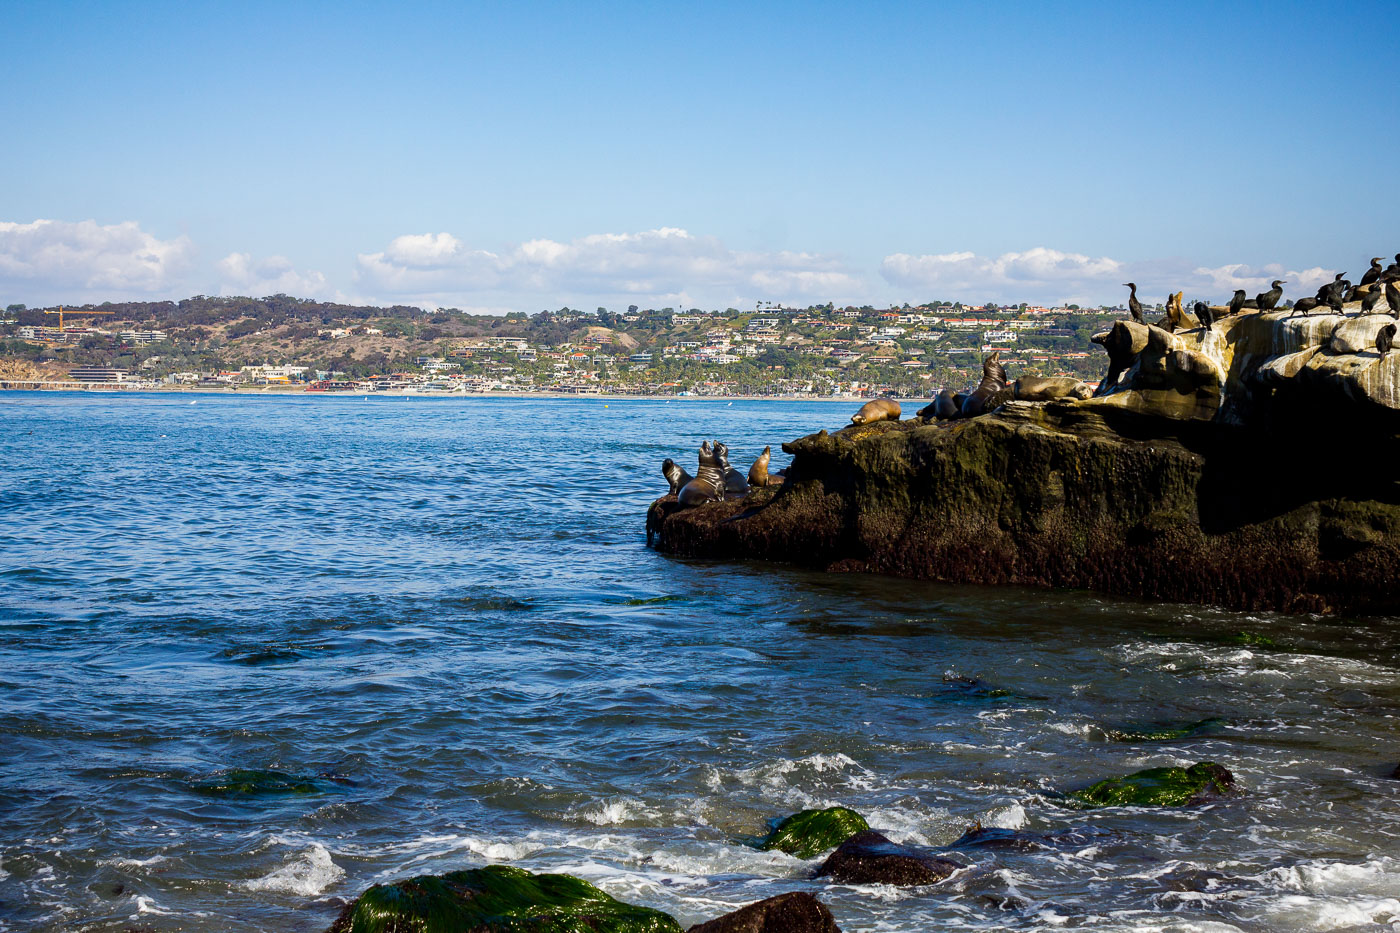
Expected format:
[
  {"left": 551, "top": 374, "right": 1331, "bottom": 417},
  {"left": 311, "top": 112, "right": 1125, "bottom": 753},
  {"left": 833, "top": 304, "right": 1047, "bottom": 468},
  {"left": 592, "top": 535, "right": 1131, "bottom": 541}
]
[{"left": 241, "top": 842, "right": 344, "bottom": 897}]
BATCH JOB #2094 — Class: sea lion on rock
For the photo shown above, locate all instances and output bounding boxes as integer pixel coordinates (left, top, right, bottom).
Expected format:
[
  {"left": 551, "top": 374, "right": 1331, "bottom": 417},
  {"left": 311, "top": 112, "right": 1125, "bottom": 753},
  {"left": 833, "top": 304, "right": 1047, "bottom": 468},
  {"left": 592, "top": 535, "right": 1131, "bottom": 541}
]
[
  {"left": 1013, "top": 375, "right": 1092, "bottom": 402},
  {"left": 960, "top": 351, "right": 1008, "bottom": 417},
  {"left": 747, "top": 445, "right": 784, "bottom": 487},
  {"left": 851, "top": 398, "right": 901, "bottom": 425},
  {"left": 677, "top": 441, "right": 726, "bottom": 507},
  {"left": 916, "top": 387, "right": 959, "bottom": 421},
  {"left": 661, "top": 458, "right": 693, "bottom": 496},
  {"left": 1093, "top": 321, "right": 1151, "bottom": 396},
  {"left": 712, "top": 440, "right": 749, "bottom": 495}
]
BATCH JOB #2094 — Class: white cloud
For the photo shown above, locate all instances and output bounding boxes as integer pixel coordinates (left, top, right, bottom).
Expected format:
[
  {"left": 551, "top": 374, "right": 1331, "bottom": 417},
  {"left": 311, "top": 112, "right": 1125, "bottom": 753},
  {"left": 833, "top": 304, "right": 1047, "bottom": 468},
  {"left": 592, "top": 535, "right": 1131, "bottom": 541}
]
[
  {"left": 354, "top": 227, "right": 862, "bottom": 308},
  {"left": 881, "top": 246, "right": 1339, "bottom": 306},
  {"left": 0, "top": 219, "right": 193, "bottom": 299},
  {"left": 881, "top": 247, "right": 1123, "bottom": 303},
  {"left": 217, "top": 252, "right": 332, "bottom": 299}
]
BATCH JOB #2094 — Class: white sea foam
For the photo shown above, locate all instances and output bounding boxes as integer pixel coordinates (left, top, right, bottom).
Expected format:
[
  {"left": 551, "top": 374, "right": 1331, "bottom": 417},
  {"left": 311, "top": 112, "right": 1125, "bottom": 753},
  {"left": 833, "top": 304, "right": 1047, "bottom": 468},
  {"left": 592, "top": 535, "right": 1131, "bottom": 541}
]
[
  {"left": 566, "top": 797, "right": 662, "bottom": 826},
  {"left": 242, "top": 842, "right": 344, "bottom": 897},
  {"left": 100, "top": 854, "right": 167, "bottom": 869},
  {"left": 131, "top": 895, "right": 171, "bottom": 916},
  {"left": 981, "top": 801, "right": 1027, "bottom": 830}
]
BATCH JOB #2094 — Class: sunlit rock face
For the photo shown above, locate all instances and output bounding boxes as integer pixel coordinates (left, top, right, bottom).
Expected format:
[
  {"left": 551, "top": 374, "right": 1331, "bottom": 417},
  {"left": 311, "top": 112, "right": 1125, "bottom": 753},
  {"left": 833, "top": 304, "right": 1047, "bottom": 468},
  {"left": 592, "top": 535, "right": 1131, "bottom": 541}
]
[{"left": 1090, "top": 294, "right": 1400, "bottom": 424}]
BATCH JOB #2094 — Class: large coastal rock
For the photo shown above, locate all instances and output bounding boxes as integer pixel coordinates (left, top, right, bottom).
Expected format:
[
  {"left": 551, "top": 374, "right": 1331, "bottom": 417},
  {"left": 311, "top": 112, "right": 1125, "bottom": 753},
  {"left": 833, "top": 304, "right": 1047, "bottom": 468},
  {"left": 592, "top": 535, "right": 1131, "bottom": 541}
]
[
  {"left": 685, "top": 893, "right": 840, "bottom": 933},
  {"left": 1069, "top": 761, "right": 1238, "bottom": 808},
  {"left": 649, "top": 385, "right": 1400, "bottom": 615}
]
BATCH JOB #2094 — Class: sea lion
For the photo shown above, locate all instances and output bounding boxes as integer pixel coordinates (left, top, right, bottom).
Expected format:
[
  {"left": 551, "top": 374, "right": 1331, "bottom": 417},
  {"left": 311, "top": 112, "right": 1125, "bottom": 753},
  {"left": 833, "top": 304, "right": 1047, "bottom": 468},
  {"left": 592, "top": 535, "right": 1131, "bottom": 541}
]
[
  {"left": 677, "top": 440, "right": 726, "bottom": 507},
  {"left": 747, "top": 445, "right": 784, "bottom": 487},
  {"left": 712, "top": 440, "right": 749, "bottom": 495},
  {"left": 1163, "top": 291, "right": 1186, "bottom": 332},
  {"left": 952, "top": 390, "right": 971, "bottom": 412},
  {"left": 851, "top": 398, "right": 901, "bottom": 425},
  {"left": 960, "top": 351, "right": 1009, "bottom": 417},
  {"left": 661, "top": 457, "right": 693, "bottom": 496},
  {"left": 916, "top": 387, "right": 959, "bottom": 421},
  {"left": 1013, "top": 375, "right": 1092, "bottom": 402}
]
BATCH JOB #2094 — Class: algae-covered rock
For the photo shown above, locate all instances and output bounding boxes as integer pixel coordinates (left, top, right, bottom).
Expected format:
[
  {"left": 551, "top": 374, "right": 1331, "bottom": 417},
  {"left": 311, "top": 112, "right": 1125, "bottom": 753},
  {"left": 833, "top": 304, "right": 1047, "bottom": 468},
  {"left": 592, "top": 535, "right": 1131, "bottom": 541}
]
[
  {"left": 755, "top": 807, "right": 869, "bottom": 858},
  {"left": 1069, "top": 761, "right": 1237, "bottom": 809},
  {"left": 327, "top": 864, "right": 682, "bottom": 933},
  {"left": 1097, "top": 717, "right": 1226, "bottom": 742},
  {"left": 814, "top": 830, "right": 961, "bottom": 886},
  {"left": 685, "top": 892, "right": 840, "bottom": 933}
]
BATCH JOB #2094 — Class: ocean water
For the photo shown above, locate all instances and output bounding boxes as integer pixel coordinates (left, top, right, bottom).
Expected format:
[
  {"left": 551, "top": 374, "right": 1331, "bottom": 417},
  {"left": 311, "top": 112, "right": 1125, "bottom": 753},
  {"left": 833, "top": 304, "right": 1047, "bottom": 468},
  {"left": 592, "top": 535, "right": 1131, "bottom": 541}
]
[{"left": 2, "top": 390, "right": 1400, "bottom": 933}]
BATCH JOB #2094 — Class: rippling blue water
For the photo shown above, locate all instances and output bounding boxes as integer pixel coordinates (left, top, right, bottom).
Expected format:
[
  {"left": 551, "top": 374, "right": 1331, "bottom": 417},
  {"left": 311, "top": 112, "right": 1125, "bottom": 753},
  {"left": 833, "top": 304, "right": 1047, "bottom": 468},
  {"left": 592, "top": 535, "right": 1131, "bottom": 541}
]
[{"left": 3, "top": 390, "right": 1400, "bottom": 933}]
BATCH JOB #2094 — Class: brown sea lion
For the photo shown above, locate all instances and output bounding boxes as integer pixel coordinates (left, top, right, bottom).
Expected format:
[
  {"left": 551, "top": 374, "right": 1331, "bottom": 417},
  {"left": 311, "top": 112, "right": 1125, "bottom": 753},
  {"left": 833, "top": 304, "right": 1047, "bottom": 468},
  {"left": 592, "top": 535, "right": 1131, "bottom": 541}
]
[
  {"left": 851, "top": 397, "right": 901, "bottom": 425},
  {"left": 1092, "top": 321, "right": 1151, "bottom": 396},
  {"left": 916, "top": 387, "right": 960, "bottom": 420},
  {"left": 661, "top": 457, "right": 694, "bottom": 496},
  {"left": 747, "top": 445, "right": 784, "bottom": 487},
  {"left": 960, "top": 351, "right": 1008, "bottom": 417},
  {"left": 677, "top": 441, "right": 726, "bottom": 507},
  {"left": 712, "top": 440, "right": 749, "bottom": 495},
  {"left": 1013, "top": 376, "right": 1092, "bottom": 402}
]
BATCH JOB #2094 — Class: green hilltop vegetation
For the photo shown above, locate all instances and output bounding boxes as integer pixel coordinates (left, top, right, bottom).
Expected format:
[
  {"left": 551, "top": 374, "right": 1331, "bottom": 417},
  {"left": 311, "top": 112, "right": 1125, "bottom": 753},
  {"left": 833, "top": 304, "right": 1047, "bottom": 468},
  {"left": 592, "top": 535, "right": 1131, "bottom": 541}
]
[{"left": 0, "top": 294, "right": 1134, "bottom": 395}]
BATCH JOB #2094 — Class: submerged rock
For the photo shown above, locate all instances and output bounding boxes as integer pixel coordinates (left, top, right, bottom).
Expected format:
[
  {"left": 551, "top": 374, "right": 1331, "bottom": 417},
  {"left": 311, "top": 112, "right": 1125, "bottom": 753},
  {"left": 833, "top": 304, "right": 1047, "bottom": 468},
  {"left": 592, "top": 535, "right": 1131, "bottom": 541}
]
[
  {"left": 685, "top": 892, "right": 840, "bottom": 933},
  {"left": 188, "top": 768, "right": 339, "bottom": 797},
  {"left": 813, "top": 830, "right": 962, "bottom": 886},
  {"left": 1069, "top": 761, "right": 1237, "bottom": 808},
  {"left": 326, "top": 864, "right": 682, "bottom": 933},
  {"left": 1096, "top": 716, "right": 1226, "bottom": 742},
  {"left": 754, "top": 807, "right": 870, "bottom": 859}
]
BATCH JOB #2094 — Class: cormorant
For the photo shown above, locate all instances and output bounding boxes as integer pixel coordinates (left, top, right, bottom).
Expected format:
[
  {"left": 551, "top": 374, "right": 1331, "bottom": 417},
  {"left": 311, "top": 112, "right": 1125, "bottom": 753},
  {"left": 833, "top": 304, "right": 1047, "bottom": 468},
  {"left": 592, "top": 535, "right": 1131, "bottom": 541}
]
[
  {"left": 1361, "top": 285, "right": 1383, "bottom": 314},
  {"left": 1320, "top": 273, "right": 1349, "bottom": 314},
  {"left": 1256, "top": 280, "right": 1285, "bottom": 313},
  {"left": 1378, "top": 322, "right": 1396, "bottom": 356},
  {"left": 1293, "top": 297, "right": 1321, "bottom": 315},
  {"left": 1122, "top": 282, "right": 1144, "bottom": 324},
  {"left": 1193, "top": 301, "right": 1215, "bottom": 330},
  {"left": 1360, "top": 257, "right": 1384, "bottom": 287},
  {"left": 1227, "top": 289, "right": 1247, "bottom": 315},
  {"left": 1386, "top": 275, "right": 1400, "bottom": 319}
]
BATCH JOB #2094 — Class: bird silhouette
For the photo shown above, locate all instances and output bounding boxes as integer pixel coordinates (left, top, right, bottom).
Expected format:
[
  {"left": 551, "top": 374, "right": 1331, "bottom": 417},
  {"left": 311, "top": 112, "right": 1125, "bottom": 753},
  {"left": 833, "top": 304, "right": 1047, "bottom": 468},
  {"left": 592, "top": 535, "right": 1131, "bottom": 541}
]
[
  {"left": 1256, "top": 280, "right": 1285, "bottom": 313},
  {"left": 1122, "top": 283, "right": 1144, "bottom": 324}
]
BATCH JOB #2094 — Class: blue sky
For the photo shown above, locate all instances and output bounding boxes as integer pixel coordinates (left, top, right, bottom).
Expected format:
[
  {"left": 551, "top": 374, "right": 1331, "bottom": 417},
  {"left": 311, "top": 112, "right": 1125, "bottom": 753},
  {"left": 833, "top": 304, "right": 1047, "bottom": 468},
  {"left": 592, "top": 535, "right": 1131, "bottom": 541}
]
[{"left": 3, "top": 0, "right": 1397, "bottom": 311}]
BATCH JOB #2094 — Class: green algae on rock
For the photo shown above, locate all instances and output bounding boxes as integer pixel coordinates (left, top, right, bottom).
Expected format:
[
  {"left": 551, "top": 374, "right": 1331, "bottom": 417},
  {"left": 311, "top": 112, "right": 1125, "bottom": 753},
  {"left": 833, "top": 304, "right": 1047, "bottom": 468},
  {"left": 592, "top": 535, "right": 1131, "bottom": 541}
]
[
  {"left": 327, "top": 864, "right": 682, "bottom": 933},
  {"left": 1069, "top": 761, "right": 1237, "bottom": 809},
  {"left": 1097, "top": 717, "right": 1227, "bottom": 742},
  {"left": 754, "top": 807, "right": 870, "bottom": 859}
]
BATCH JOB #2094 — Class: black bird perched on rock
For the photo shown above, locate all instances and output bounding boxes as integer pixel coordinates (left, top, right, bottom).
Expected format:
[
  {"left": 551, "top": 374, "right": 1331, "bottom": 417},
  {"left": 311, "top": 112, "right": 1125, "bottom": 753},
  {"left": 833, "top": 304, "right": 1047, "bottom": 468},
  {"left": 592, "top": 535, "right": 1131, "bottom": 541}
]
[
  {"left": 1122, "top": 282, "right": 1144, "bottom": 324},
  {"left": 1193, "top": 301, "right": 1215, "bottom": 330},
  {"left": 1386, "top": 274, "right": 1400, "bottom": 319},
  {"left": 1378, "top": 323, "right": 1396, "bottom": 356},
  {"left": 1293, "top": 297, "right": 1321, "bottom": 315},
  {"left": 1361, "top": 285, "right": 1383, "bottom": 314},
  {"left": 1227, "top": 289, "right": 1247, "bottom": 316},
  {"left": 1360, "top": 257, "right": 1385, "bottom": 287},
  {"left": 1320, "top": 273, "right": 1349, "bottom": 314},
  {"left": 1256, "top": 280, "right": 1285, "bottom": 313}
]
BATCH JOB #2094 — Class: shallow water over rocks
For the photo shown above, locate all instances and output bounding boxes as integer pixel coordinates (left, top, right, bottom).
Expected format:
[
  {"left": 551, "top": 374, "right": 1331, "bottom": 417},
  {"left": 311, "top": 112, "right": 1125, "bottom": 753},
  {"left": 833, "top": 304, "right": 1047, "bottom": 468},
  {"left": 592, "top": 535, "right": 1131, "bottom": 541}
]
[{"left": 2, "top": 392, "right": 1399, "bottom": 932}]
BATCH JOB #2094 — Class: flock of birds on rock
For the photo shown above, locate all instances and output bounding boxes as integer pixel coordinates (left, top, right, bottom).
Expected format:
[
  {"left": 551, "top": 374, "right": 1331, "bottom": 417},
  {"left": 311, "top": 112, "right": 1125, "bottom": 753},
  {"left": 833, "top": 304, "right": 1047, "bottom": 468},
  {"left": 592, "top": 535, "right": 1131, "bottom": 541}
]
[
  {"left": 1123, "top": 254, "right": 1400, "bottom": 355},
  {"left": 1124, "top": 253, "right": 1400, "bottom": 327}
]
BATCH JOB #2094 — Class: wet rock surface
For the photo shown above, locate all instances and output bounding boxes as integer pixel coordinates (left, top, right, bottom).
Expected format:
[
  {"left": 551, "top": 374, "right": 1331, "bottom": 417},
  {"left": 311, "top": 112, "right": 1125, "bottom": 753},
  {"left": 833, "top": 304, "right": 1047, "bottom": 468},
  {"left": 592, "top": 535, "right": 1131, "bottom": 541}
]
[
  {"left": 685, "top": 893, "right": 841, "bottom": 933},
  {"left": 753, "top": 807, "right": 870, "bottom": 859},
  {"left": 813, "top": 830, "right": 962, "bottom": 886},
  {"left": 1069, "top": 761, "right": 1238, "bottom": 808},
  {"left": 326, "top": 864, "right": 682, "bottom": 933}
]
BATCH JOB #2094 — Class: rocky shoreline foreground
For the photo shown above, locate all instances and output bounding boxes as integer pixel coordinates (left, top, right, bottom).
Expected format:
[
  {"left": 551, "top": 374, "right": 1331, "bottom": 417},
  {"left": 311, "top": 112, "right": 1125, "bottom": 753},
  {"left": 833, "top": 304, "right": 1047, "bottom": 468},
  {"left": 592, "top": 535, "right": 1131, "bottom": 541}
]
[
  {"left": 649, "top": 296, "right": 1400, "bottom": 616},
  {"left": 325, "top": 766, "right": 1237, "bottom": 932}
]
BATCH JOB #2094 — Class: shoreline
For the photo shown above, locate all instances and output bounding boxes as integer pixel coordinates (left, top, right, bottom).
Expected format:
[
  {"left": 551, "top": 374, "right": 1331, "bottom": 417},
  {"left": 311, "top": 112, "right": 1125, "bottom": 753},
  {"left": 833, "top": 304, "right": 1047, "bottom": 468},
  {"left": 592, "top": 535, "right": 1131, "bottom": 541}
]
[{"left": 0, "top": 384, "right": 934, "bottom": 403}]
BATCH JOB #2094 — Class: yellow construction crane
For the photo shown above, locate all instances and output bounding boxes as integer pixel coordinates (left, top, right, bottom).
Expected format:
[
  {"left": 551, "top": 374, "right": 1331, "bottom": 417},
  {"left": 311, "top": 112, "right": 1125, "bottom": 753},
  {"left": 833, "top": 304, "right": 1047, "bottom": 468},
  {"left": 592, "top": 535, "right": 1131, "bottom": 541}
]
[{"left": 44, "top": 306, "right": 115, "bottom": 332}]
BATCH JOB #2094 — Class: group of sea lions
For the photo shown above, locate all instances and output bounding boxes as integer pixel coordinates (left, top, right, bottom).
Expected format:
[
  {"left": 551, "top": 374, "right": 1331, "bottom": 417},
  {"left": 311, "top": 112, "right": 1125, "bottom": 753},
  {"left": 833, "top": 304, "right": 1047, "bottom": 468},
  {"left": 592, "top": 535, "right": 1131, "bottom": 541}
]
[
  {"left": 663, "top": 440, "right": 785, "bottom": 507},
  {"left": 911, "top": 351, "right": 1091, "bottom": 422}
]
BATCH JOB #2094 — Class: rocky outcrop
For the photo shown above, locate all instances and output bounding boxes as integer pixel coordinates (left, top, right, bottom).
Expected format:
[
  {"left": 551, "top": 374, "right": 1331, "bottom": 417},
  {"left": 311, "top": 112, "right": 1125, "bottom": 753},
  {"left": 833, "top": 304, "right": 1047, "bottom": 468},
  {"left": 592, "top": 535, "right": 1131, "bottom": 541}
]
[
  {"left": 326, "top": 865, "right": 682, "bottom": 933},
  {"left": 1068, "top": 761, "right": 1237, "bottom": 808},
  {"left": 752, "top": 807, "right": 870, "bottom": 859},
  {"left": 813, "top": 831, "right": 962, "bottom": 886},
  {"left": 685, "top": 893, "right": 840, "bottom": 933},
  {"left": 648, "top": 395, "right": 1400, "bottom": 615}
]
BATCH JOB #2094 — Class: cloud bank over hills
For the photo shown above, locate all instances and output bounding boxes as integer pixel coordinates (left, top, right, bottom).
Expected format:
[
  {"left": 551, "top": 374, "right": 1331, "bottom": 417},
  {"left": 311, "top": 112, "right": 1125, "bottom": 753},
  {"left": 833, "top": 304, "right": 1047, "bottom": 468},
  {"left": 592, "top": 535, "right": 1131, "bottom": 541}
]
[{"left": 0, "top": 217, "right": 1342, "bottom": 312}]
